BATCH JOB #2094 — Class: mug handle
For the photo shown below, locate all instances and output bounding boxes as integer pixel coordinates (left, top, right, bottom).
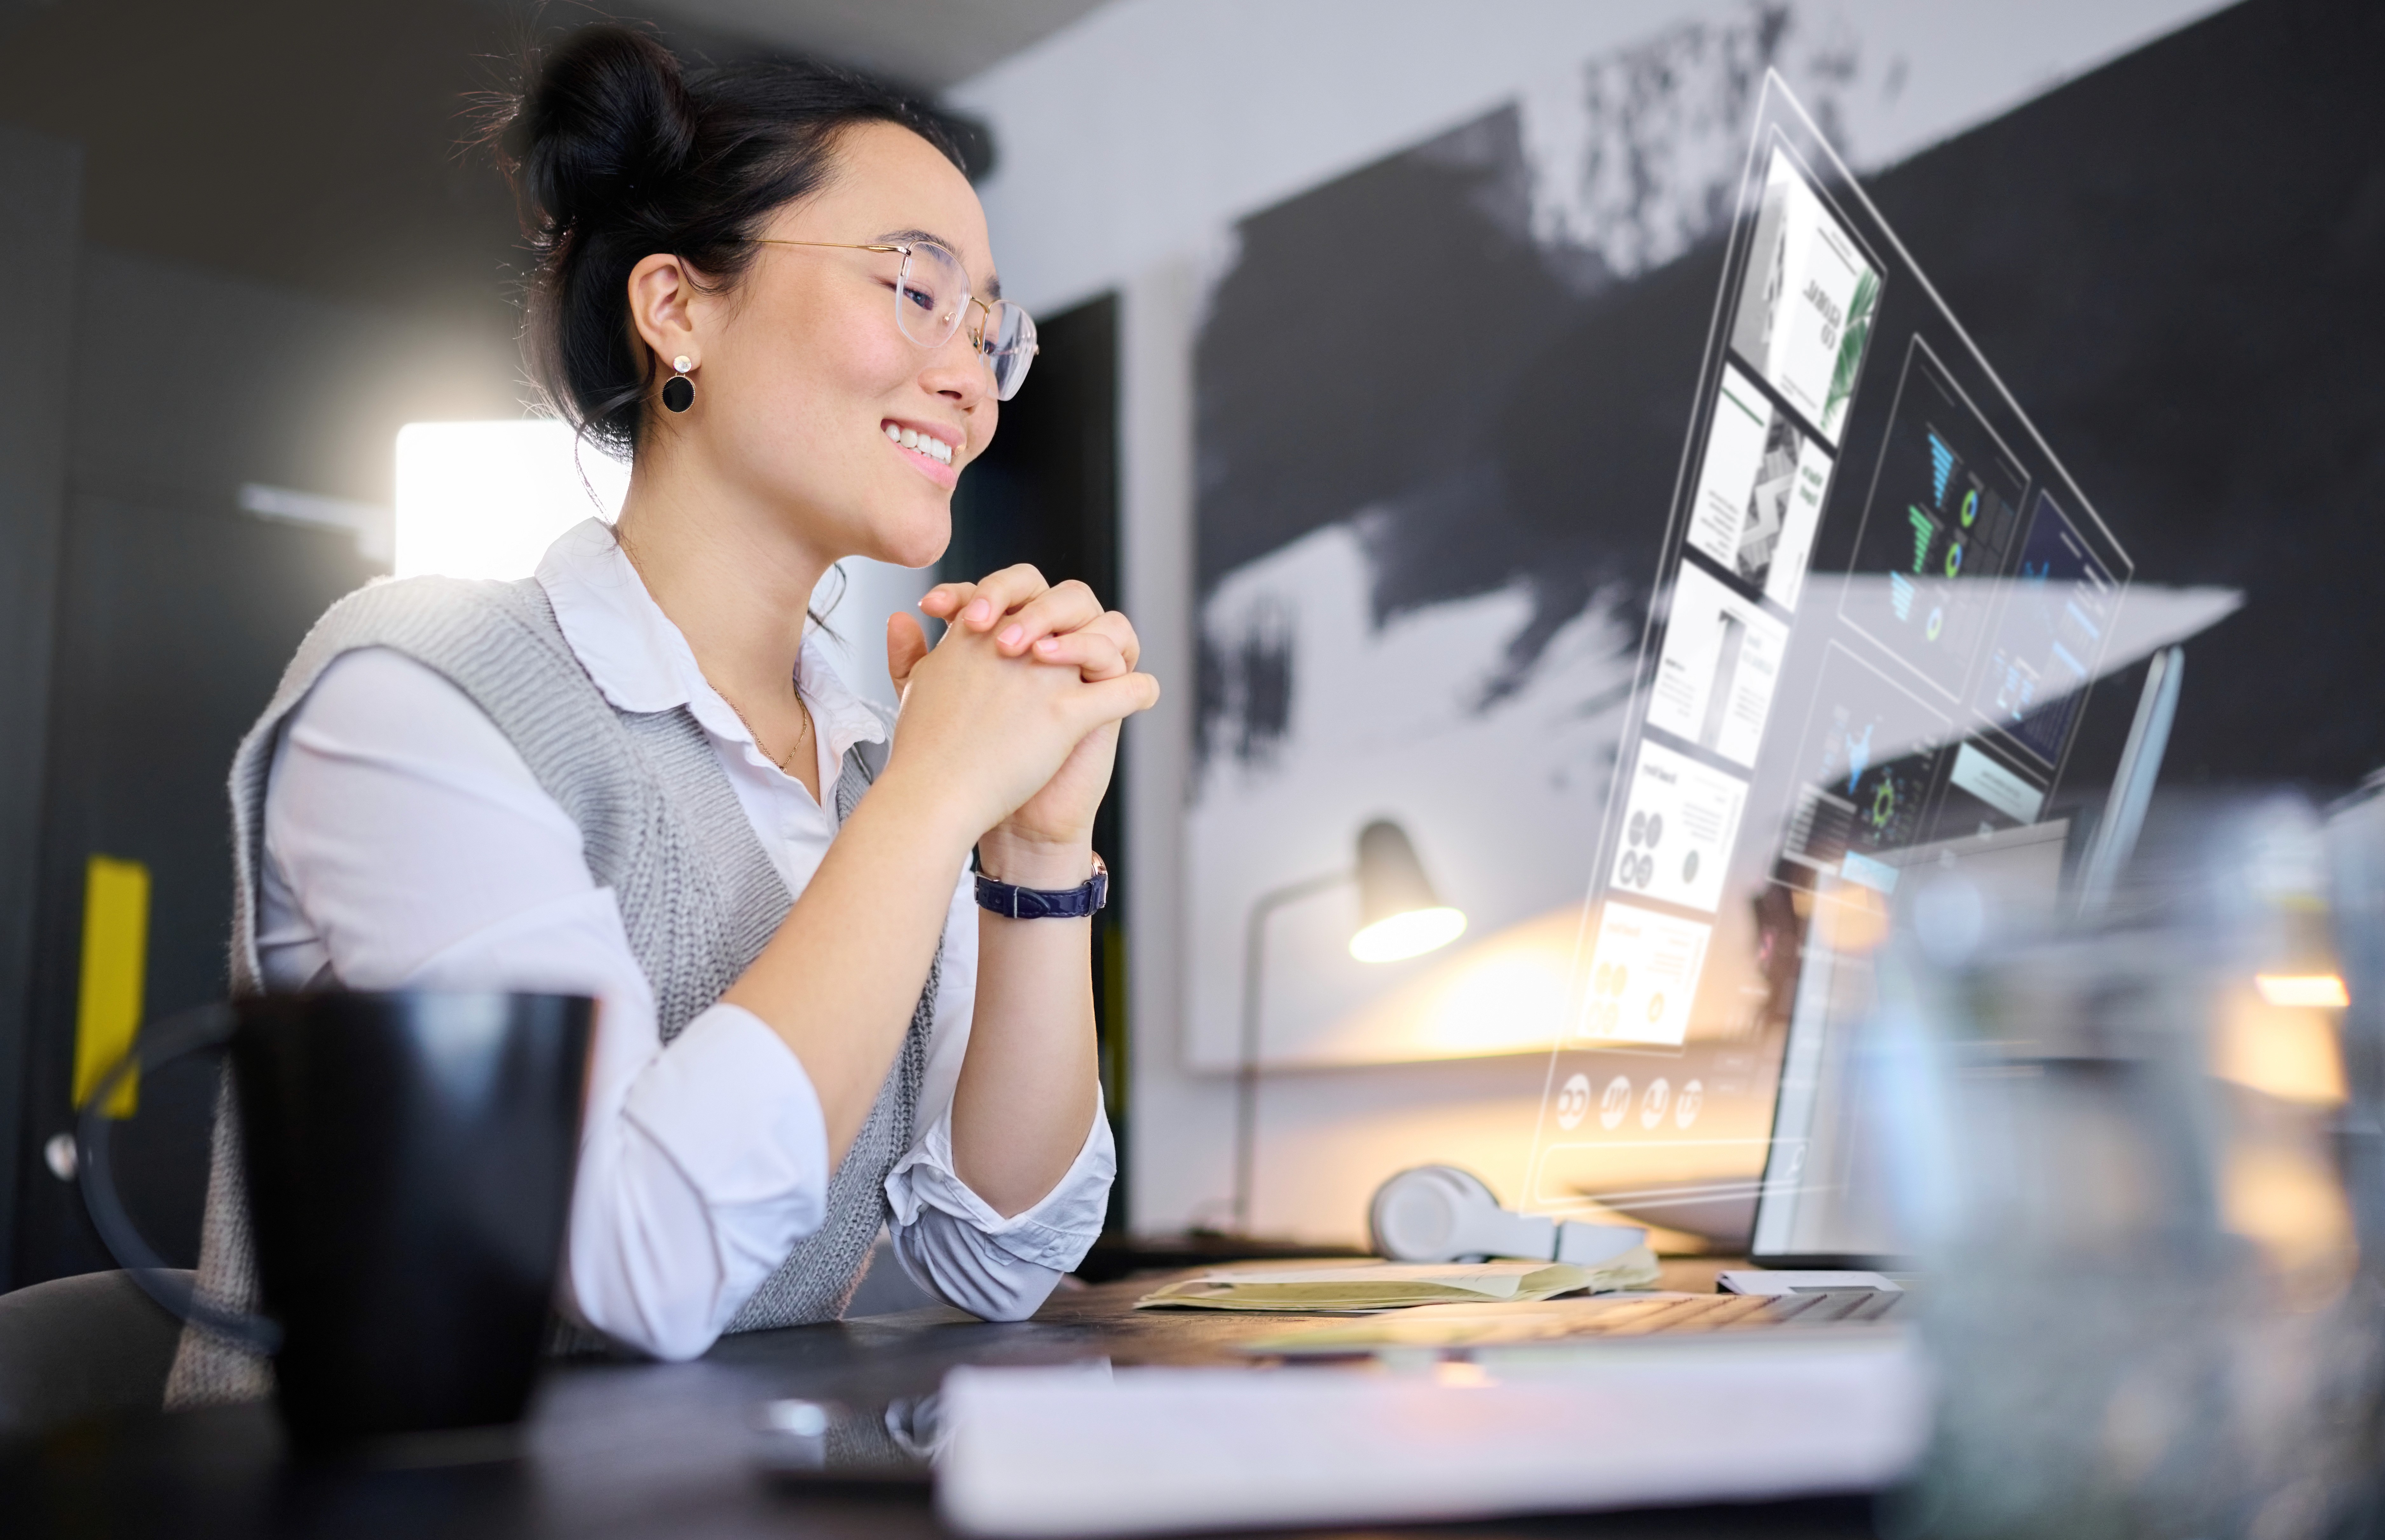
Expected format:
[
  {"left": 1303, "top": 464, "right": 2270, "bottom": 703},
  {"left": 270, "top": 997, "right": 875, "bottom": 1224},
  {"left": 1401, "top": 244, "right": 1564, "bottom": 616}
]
[{"left": 76, "top": 1003, "right": 283, "bottom": 1355}]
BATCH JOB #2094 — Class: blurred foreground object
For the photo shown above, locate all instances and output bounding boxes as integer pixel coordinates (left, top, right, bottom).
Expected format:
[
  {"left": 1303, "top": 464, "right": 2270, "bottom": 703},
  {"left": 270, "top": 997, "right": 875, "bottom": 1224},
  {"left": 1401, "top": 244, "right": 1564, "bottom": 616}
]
[
  {"left": 80, "top": 993, "right": 593, "bottom": 1448},
  {"left": 1876, "top": 792, "right": 2385, "bottom": 1539},
  {"left": 937, "top": 1336, "right": 1925, "bottom": 1537}
]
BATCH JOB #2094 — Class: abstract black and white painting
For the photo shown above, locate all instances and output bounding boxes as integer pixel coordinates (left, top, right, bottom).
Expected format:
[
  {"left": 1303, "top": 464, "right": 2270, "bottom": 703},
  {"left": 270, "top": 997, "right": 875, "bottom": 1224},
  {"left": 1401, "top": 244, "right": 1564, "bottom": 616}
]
[{"left": 1184, "top": 15, "right": 1875, "bottom": 1073}]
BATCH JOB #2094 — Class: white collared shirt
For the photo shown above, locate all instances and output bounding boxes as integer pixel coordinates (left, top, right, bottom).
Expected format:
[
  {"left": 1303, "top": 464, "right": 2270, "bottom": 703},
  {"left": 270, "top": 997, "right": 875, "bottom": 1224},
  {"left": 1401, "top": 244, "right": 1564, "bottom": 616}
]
[{"left": 253, "top": 518, "right": 1115, "bottom": 1359}]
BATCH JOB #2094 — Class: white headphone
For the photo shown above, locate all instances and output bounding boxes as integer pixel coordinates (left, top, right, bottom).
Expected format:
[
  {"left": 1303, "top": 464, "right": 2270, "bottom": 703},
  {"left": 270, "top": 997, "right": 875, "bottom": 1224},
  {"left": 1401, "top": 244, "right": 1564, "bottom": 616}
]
[{"left": 1368, "top": 1165, "right": 1645, "bottom": 1265}]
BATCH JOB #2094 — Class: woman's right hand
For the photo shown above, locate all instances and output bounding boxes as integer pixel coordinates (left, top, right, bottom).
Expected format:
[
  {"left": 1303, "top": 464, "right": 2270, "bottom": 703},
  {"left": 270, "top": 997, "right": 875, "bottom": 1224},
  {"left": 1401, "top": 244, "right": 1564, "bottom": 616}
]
[{"left": 878, "top": 579, "right": 1158, "bottom": 844}]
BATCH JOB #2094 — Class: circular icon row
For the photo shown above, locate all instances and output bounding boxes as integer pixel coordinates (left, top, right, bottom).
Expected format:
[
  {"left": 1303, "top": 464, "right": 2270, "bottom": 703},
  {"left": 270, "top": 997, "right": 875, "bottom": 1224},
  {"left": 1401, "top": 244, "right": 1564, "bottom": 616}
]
[{"left": 1552, "top": 1071, "right": 1705, "bottom": 1132}]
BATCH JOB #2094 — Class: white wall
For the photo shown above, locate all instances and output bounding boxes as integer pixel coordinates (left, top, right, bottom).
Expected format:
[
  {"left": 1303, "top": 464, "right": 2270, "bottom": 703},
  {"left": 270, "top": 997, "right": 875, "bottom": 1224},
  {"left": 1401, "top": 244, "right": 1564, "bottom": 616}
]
[
  {"left": 950, "top": 0, "right": 2233, "bottom": 1243},
  {"left": 953, "top": 0, "right": 2232, "bottom": 318},
  {"left": 814, "top": 556, "right": 937, "bottom": 711}
]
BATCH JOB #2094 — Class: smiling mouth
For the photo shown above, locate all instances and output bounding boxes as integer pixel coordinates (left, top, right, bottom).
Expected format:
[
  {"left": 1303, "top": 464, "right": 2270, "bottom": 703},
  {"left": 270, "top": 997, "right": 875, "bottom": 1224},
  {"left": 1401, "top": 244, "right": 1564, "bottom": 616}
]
[{"left": 884, "top": 421, "right": 957, "bottom": 465}]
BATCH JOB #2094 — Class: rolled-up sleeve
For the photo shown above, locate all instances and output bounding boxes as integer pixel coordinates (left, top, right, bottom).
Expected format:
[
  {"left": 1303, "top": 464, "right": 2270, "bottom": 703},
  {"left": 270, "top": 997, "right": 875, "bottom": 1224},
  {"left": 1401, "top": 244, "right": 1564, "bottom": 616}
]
[
  {"left": 879, "top": 872, "right": 1116, "bottom": 1321},
  {"left": 579, "top": 1001, "right": 831, "bottom": 1359},
  {"left": 885, "top": 1093, "right": 1115, "bottom": 1320}
]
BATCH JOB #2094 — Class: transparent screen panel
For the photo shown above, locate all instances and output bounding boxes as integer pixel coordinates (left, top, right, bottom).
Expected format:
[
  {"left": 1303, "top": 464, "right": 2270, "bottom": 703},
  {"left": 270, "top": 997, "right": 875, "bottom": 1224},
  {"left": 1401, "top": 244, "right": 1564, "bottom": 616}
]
[{"left": 1524, "top": 75, "right": 2136, "bottom": 1261}]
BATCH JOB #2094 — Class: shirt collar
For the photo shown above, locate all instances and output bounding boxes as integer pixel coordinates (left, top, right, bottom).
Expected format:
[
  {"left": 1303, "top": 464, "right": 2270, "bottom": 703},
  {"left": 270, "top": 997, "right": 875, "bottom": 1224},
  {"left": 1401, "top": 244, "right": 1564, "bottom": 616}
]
[{"left": 536, "top": 518, "right": 889, "bottom": 768}]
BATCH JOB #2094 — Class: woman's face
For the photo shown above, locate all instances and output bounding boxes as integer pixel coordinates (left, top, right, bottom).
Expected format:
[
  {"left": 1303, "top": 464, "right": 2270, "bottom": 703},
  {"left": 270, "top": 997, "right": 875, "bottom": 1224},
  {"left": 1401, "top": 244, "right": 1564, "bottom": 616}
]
[{"left": 673, "top": 121, "right": 1000, "bottom": 570}]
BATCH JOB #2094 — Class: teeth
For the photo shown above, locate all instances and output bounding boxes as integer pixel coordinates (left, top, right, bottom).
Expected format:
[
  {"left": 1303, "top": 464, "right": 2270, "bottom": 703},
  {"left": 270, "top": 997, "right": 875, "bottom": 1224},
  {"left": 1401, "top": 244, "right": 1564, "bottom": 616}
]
[{"left": 888, "top": 424, "right": 955, "bottom": 465}]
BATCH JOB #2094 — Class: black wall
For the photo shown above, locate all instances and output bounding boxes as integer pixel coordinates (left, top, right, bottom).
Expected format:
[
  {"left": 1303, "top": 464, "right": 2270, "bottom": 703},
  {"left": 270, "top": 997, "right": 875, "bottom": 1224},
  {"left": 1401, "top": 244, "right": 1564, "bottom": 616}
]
[
  {"left": 5, "top": 245, "right": 422, "bottom": 1287},
  {"left": 0, "top": 126, "right": 78, "bottom": 1288},
  {"left": 946, "top": 293, "right": 1129, "bottom": 1231},
  {"left": 10, "top": 502, "right": 373, "bottom": 1286},
  {"left": 1864, "top": 0, "right": 2385, "bottom": 791}
]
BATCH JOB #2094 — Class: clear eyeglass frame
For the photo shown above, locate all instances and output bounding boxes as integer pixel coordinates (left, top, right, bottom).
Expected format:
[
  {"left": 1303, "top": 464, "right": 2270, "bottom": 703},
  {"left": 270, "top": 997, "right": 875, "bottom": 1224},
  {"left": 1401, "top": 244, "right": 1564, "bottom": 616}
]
[{"left": 757, "top": 238, "right": 1038, "bottom": 401}]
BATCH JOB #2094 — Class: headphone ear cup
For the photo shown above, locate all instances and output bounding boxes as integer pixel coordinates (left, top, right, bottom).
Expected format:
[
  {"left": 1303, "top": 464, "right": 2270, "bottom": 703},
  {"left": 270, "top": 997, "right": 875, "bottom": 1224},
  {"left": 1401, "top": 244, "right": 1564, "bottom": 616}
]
[
  {"left": 1371, "top": 1165, "right": 1566, "bottom": 1262},
  {"left": 1369, "top": 1165, "right": 1504, "bottom": 1262}
]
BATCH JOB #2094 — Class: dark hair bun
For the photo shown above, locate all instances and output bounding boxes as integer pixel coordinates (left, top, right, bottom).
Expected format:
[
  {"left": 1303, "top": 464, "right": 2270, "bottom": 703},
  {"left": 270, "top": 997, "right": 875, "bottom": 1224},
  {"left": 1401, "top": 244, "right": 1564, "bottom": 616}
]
[
  {"left": 486, "top": 25, "right": 977, "bottom": 454},
  {"left": 510, "top": 27, "right": 698, "bottom": 238}
]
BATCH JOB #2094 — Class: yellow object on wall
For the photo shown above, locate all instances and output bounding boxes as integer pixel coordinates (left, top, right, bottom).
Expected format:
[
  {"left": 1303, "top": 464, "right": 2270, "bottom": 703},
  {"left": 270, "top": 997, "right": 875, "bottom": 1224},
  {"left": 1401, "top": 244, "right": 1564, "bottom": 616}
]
[{"left": 72, "top": 854, "right": 151, "bottom": 1118}]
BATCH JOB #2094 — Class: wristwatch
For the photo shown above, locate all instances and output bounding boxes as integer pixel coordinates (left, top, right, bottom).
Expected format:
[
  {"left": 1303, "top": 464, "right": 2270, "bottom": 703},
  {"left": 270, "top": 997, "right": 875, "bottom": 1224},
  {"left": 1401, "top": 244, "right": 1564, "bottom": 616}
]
[{"left": 975, "top": 852, "right": 1109, "bottom": 919}]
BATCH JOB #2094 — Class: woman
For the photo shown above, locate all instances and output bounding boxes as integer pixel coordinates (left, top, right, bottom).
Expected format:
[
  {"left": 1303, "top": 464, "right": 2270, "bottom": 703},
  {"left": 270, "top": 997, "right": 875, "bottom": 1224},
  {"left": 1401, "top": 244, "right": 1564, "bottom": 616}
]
[{"left": 167, "top": 26, "right": 1157, "bottom": 1401}]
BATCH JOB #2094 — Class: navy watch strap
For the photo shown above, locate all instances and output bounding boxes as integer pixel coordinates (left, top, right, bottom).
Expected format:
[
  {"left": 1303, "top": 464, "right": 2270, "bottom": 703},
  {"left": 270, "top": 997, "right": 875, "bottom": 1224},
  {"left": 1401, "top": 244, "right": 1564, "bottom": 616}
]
[{"left": 976, "top": 853, "right": 1108, "bottom": 919}]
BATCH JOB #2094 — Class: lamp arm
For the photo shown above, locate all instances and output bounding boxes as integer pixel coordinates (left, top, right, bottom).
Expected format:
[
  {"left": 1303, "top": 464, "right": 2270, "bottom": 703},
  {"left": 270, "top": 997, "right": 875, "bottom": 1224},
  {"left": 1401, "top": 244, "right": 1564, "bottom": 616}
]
[{"left": 1232, "top": 869, "right": 1353, "bottom": 1234}]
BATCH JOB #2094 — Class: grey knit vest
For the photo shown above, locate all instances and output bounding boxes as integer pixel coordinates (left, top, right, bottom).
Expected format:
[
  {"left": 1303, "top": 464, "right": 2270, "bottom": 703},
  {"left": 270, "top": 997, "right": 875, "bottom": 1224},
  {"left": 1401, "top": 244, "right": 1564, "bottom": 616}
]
[{"left": 165, "top": 575, "right": 933, "bottom": 1408}]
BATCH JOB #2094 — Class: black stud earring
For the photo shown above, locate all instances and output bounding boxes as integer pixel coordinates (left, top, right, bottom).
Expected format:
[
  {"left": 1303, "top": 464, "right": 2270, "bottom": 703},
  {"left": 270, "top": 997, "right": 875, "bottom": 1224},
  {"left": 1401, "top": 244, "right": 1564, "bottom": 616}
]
[{"left": 663, "top": 354, "right": 695, "bottom": 413}]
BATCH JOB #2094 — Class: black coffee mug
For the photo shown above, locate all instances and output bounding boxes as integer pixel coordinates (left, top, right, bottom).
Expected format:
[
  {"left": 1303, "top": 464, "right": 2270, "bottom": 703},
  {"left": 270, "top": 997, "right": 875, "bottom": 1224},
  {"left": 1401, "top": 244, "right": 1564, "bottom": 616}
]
[{"left": 78, "top": 992, "right": 594, "bottom": 1445}]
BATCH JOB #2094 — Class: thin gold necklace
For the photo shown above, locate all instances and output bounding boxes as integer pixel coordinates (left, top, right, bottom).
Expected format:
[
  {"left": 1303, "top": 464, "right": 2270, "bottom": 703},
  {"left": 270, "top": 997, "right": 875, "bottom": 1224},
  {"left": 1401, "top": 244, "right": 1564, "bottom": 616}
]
[
  {"left": 615, "top": 525, "right": 813, "bottom": 774},
  {"left": 719, "top": 692, "right": 812, "bottom": 776}
]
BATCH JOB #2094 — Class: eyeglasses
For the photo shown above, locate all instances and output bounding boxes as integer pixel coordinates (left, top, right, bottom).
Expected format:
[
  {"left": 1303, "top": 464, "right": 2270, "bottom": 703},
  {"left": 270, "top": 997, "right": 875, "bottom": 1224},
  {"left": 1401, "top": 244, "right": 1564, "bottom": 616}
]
[{"left": 758, "top": 238, "right": 1038, "bottom": 401}]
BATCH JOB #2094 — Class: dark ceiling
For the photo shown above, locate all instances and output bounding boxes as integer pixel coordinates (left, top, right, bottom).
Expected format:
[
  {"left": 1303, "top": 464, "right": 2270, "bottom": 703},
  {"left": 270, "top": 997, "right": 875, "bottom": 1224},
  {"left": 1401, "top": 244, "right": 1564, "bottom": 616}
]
[{"left": 0, "top": 0, "right": 1088, "bottom": 336}]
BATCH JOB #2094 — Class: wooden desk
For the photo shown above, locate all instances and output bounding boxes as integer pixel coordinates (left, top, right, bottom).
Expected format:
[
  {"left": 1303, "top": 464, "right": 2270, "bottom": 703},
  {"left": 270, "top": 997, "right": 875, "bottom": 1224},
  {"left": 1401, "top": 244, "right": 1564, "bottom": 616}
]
[{"left": 5, "top": 1264, "right": 1876, "bottom": 1539}]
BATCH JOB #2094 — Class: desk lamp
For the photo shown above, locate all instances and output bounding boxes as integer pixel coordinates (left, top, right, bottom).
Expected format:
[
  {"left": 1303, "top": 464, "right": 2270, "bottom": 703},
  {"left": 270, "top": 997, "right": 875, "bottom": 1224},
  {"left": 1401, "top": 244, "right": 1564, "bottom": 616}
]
[{"left": 1231, "top": 819, "right": 1465, "bottom": 1234}]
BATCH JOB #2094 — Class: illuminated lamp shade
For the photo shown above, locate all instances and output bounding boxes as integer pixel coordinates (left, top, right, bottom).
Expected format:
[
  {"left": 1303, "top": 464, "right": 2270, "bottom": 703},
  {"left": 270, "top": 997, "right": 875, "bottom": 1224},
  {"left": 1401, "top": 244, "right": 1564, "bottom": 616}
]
[{"left": 1348, "top": 820, "right": 1467, "bottom": 963}]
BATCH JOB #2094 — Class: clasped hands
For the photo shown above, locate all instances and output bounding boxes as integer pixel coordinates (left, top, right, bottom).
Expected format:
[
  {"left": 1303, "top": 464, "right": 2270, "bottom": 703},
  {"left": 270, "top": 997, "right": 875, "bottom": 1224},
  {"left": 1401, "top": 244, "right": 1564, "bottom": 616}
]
[{"left": 883, "top": 566, "right": 1158, "bottom": 887}]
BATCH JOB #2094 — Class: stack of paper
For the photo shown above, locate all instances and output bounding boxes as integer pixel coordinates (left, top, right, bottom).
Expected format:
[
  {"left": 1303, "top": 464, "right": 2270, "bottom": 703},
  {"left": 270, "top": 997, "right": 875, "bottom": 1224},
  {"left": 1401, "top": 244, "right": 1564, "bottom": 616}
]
[{"left": 1135, "top": 1250, "right": 1659, "bottom": 1313}]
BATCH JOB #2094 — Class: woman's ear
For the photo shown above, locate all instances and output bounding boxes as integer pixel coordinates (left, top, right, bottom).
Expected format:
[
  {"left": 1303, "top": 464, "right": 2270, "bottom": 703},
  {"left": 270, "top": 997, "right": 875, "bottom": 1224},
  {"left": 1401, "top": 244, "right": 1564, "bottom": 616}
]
[{"left": 626, "top": 253, "right": 701, "bottom": 377}]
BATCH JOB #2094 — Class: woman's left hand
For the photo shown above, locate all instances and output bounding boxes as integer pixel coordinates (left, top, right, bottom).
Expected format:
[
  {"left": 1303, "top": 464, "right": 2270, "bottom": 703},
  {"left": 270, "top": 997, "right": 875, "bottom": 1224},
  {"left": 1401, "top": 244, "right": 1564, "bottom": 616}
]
[{"left": 889, "top": 566, "right": 1145, "bottom": 880}]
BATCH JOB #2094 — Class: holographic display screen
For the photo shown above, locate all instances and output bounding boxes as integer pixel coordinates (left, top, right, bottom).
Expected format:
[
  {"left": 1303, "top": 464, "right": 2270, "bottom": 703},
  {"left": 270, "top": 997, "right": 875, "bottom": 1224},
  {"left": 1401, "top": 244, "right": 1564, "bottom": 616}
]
[
  {"left": 1523, "top": 74, "right": 2132, "bottom": 1250},
  {"left": 1975, "top": 491, "right": 2120, "bottom": 767}
]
